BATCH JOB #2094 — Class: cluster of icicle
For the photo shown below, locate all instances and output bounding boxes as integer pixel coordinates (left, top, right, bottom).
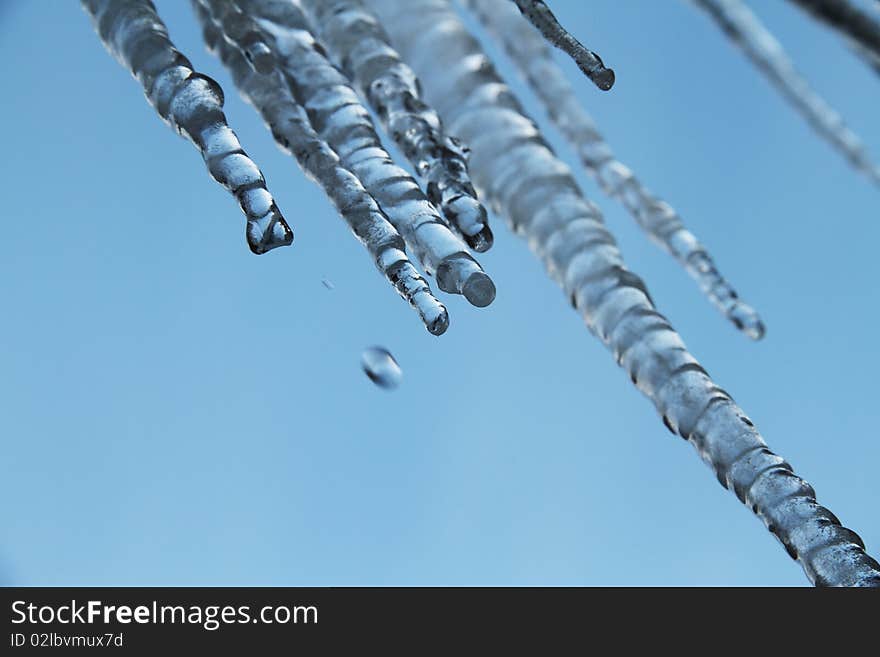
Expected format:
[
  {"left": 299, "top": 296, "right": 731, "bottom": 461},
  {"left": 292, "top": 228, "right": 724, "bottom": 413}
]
[{"left": 82, "top": 0, "right": 880, "bottom": 586}]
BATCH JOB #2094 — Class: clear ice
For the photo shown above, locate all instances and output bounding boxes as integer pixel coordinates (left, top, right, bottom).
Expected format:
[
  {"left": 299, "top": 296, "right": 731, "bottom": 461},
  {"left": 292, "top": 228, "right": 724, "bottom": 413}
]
[
  {"left": 361, "top": 346, "right": 403, "bottom": 389},
  {"left": 510, "top": 0, "right": 615, "bottom": 91},
  {"left": 195, "top": 0, "right": 449, "bottom": 335},
  {"left": 299, "top": 0, "right": 494, "bottom": 253},
  {"left": 80, "top": 0, "right": 880, "bottom": 586},
  {"left": 466, "top": 0, "right": 764, "bottom": 339},
  {"left": 788, "top": 0, "right": 880, "bottom": 74},
  {"left": 693, "top": 0, "right": 880, "bottom": 187},
  {"left": 81, "top": 0, "right": 293, "bottom": 254},
  {"left": 239, "top": 0, "right": 496, "bottom": 308},
  {"left": 367, "top": 0, "right": 880, "bottom": 587}
]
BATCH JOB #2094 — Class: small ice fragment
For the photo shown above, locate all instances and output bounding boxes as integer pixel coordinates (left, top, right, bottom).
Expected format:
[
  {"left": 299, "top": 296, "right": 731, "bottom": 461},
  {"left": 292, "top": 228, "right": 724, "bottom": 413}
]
[{"left": 361, "top": 347, "right": 403, "bottom": 389}]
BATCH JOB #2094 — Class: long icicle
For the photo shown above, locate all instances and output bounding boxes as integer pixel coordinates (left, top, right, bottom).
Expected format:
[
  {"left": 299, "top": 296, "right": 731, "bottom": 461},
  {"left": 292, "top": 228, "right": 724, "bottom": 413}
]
[
  {"left": 194, "top": 1, "right": 448, "bottom": 335},
  {"left": 238, "top": 0, "right": 496, "bottom": 307},
  {"left": 81, "top": 0, "right": 293, "bottom": 254},
  {"left": 465, "top": 0, "right": 764, "bottom": 339},
  {"left": 788, "top": 0, "right": 880, "bottom": 73},
  {"left": 692, "top": 0, "right": 880, "bottom": 187},
  {"left": 509, "top": 0, "right": 615, "bottom": 91},
  {"left": 367, "top": 0, "right": 880, "bottom": 586},
  {"left": 298, "top": 0, "right": 494, "bottom": 253}
]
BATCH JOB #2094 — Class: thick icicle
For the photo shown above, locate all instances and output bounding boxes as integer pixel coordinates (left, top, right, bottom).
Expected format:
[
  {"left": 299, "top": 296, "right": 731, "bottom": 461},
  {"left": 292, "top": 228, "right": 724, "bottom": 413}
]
[
  {"left": 81, "top": 0, "right": 293, "bottom": 254},
  {"left": 194, "top": 1, "right": 448, "bottom": 335},
  {"left": 238, "top": 0, "right": 495, "bottom": 307},
  {"left": 368, "top": 0, "right": 880, "bottom": 587},
  {"left": 692, "top": 0, "right": 880, "bottom": 187},
  {"left": 465, "top": 0, "right": 764, "bottom": 339},
  {"left": 508, "top": 0, "right": 614, "bottom": 91},
  {"left": 788, "top": 0, "right": 880, "bottom": 74},
  {"left": 298, "top": 0, "right": 494, "bottom": 252}
]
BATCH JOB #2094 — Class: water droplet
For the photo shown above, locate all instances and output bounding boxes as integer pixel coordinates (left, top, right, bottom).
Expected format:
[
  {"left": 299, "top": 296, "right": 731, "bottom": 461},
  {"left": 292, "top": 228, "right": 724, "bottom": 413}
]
[{"left": 361, "top": 347, "right": 403, "bottom": 389}]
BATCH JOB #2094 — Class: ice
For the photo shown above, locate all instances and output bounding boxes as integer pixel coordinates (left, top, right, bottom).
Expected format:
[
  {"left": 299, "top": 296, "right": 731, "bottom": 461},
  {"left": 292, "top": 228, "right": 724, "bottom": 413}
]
[
  {"left": 466, "top": 0, "right": 764, "bottom": 339},
  {"left": 368, "top": 0, "right": 880, "bottom": 586},
  {"left": 510, "top": 0, "right": 615, "bottom": 90},
  {"left": 81, "top": 0, "right": 293, "bottom": 254},
  {"left": 788, "top": 0, "right": 880, "bottom": 74},
  {"left": 300, "top": 0, "right": 494, "bottom": 252},
  {"left": 240, "top": 0, "right": 496, "bottom": 307},
  {"left": 693, "top": 0, "right": 880, "bottom": 187},
  {"left": 195, "top": 1, "right": 448, "bottom": 335}
]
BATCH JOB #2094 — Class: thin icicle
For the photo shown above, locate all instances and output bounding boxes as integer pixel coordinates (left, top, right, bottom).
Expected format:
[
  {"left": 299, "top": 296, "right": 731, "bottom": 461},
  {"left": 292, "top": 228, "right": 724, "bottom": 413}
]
[
  {"left": 238, "top": 0, "right": 496, "bottom": 307},
  {"left": 465, "top": 0, "right": 764, "bottom": 339},
  {"left": 509, "top": 0, "right": 614, "bottom": 91},
  {"left": 298, "top": 0, "right": 494, "bottom": 253},
  {"left": 692, "top": 0, "right": 880, "bottom": 187},
  {"left": 788, "top": 0, "right": 880, "bottom": 73},
  {"left": 368, "top": 0, "right": 880, "bottom": 587},
  {"left": 81, "top": 0, "right": 293, "bottom": 254},
  {"left": 194, "top": 1, "right": 448, "bottom": 335}
]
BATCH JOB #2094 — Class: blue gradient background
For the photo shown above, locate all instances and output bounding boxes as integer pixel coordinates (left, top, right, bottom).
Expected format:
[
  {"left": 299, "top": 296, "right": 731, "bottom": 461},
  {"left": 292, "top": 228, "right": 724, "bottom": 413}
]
[{"left": 0, "top": 1, "right": 877, "bottom": 586}]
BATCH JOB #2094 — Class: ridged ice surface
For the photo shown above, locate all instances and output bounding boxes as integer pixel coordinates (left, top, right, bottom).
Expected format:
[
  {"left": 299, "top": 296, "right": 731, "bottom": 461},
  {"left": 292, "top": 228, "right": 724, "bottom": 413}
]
[
  {"left": 789, "top": 0, "right": 880, "bottom": 74},
  {"left": 299, "top": 0, "right": 494, "bottom": 252},
  {"left": 693, "top": 0, "right": 880, "bottom": 187},
  {"left": 510, "top": 0, "right": 614, "bottom": 91},
  {"left": 194, "top": 1, "right": 448, "bottom": 335},
  {"left": 368, "top": 0, "right": 880, "bottom": 586},
  {"left": 466, "top": 0, "right": 764, "bottom": 339},
  {"left": 234, "top": 0, "right": 495, "bottom": 308},
  {"left": 81, "top": 0, "right": 293, "bottom": 254},
  {"left": 200, "top": 0, "right": 278, "bottom": 74}
]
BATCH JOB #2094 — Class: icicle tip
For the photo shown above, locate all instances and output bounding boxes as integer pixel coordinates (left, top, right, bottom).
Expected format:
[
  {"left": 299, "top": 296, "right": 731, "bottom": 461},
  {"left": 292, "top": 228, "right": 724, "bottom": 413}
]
[
  {"left": 245, "top": 205, "right": 294, "bottom": 254},
  {"left": 462, "top": 271, "right": 496, "bottom": 307}
]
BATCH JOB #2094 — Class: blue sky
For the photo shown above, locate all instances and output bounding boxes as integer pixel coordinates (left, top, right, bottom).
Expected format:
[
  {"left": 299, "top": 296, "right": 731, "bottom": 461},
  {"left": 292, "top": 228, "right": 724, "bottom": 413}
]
[{"left": 0, "top": 0, "right": 878, "bottom": 586}]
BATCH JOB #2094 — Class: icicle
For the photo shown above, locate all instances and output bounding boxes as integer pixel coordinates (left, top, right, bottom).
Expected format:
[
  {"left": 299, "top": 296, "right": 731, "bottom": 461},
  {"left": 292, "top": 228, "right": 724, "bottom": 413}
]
[
  {"left": 81, "top": 0, "right": 293, "bottom": 254},
  {"left": 238, "top": 0, "right": 496, "bottom": 307},
  {"left": 790, "top": 0, "right": 880, "bottom": 72},
  {"left": 465, "top": 0, "right": 764, "bottom": 339},
  {"left": 692, "top": 0, "right": 880, "bottom": 187},
  {"left": 298, "top": 0, "right": 494, "bottom": 253},
  {"left": 788, "top": 0, "right": 880, "bottom": 74},
  {"left": 194, "top": 1, "right": 448, "bottom": 335},
  {"left": 199, "top": 0, "right": 278, "bottom": 74},
  {"left": 508, "top": 0, "right": 614, "bottom": 91},
  {"left": 367, "top": 0, "right": 880, "bottom": 587}
]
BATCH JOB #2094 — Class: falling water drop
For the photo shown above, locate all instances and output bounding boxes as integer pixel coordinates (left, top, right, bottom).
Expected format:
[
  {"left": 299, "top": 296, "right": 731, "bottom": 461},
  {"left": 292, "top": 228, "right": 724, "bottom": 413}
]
[{"left": 361, "top": 347, "right": 403, "bottom": 389}]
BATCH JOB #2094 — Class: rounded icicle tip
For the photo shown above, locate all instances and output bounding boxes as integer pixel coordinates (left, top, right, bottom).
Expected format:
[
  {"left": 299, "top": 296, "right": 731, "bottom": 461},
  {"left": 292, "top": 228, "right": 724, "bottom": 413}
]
[
  {"left": 426, "top": 306, "right": 450, "bottom": 336},
  {"left": 462, "top": 271, "right": 496, "bottom": 307},
  {"left": 730, "top": 303, "right": 766, "bottom": 341},
  {"left": 466, "top": 225, "right": 495, "bottom": 253},
  {"left": 593, "top": 67, "right": 615, "bottom": 91}
]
